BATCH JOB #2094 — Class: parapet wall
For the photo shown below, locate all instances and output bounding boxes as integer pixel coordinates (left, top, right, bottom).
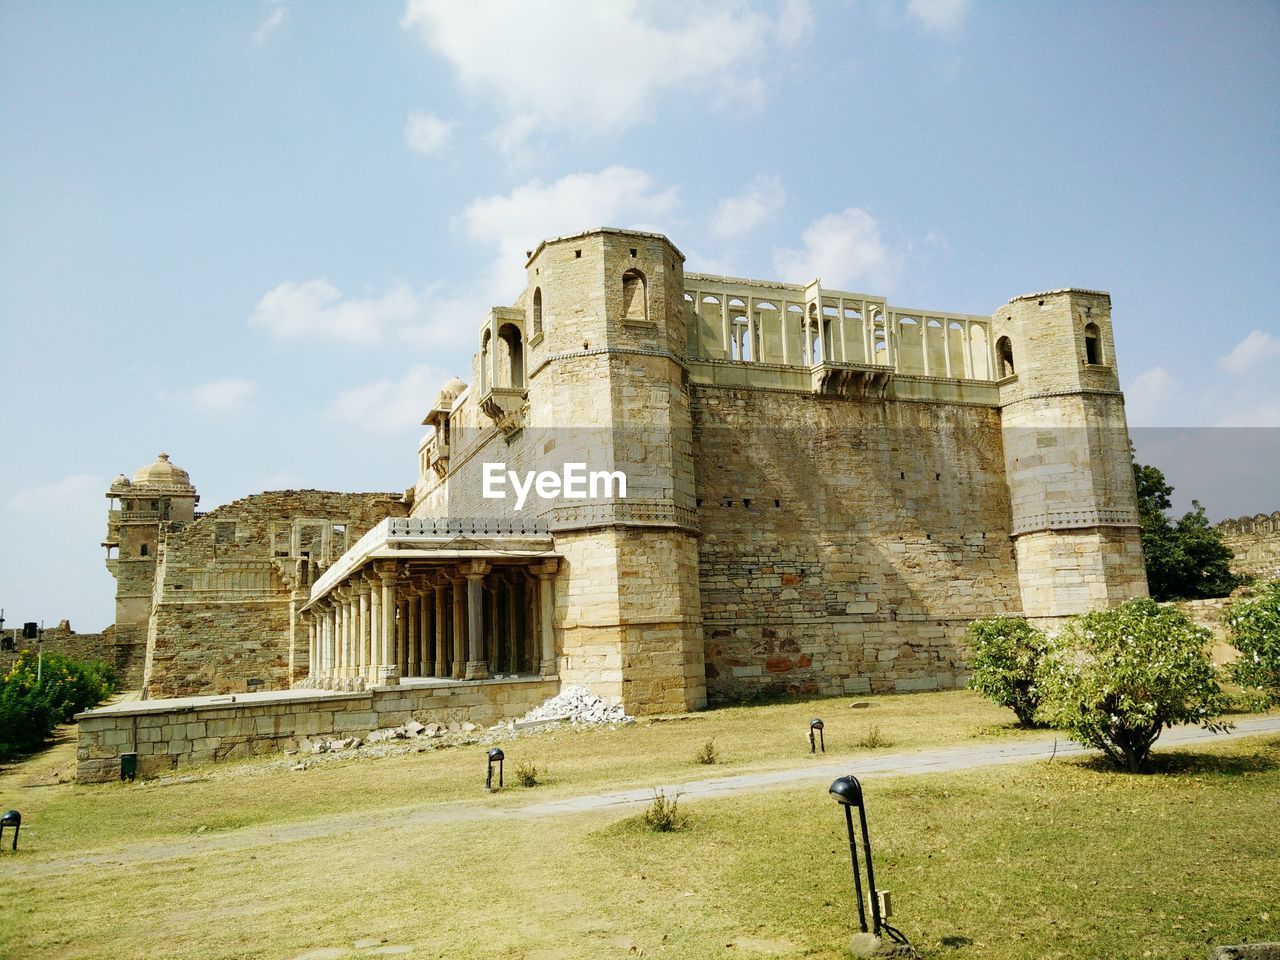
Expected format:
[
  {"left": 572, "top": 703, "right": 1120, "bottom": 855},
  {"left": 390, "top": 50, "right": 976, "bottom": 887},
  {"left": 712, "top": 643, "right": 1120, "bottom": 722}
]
[
  {"left": 76, "top": 676, "right": 557, "bottom": 782},
  {"left": 1218, "top": 512, "right": 1280, "bottom": 581}
]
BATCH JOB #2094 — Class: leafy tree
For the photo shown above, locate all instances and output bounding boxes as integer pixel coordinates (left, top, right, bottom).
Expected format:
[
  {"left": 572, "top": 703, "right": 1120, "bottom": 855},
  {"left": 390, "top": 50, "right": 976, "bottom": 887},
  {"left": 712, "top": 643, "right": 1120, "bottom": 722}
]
[
  {"left": 1133, "top": 460, "right": 1241, "bottom": 601},
  {"left": 1036, "top": 598, "right": 1232, "bottom": 772},
  {"left": 965, "top": 617, "right": 1050, "bottom": 726},
  {"left": 1227, "top": 580, "right": 1280, "bottom": 708}
]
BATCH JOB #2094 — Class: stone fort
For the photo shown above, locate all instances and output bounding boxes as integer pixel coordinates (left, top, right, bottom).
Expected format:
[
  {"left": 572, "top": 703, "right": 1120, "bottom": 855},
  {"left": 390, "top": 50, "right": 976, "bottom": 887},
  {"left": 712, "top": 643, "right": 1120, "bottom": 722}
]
[{"left": 83, "top": 226, "right": 1155, "bottom": 778}]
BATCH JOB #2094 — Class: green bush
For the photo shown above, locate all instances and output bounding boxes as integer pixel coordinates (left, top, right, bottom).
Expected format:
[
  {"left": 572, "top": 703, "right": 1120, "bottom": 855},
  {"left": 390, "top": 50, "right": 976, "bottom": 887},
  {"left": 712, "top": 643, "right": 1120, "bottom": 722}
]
[
  {"left": 966, "top": 617, "right": 1051, "bottom": 727},
  {"left": 0, "top": 651, "right": 117, "bottom": 760},
  {"left": 1227, "top": 580, "right": 1280, "bottom": 708},
  {"left": 1036, "top": 599, "right": 1232, "bottom": 772}
]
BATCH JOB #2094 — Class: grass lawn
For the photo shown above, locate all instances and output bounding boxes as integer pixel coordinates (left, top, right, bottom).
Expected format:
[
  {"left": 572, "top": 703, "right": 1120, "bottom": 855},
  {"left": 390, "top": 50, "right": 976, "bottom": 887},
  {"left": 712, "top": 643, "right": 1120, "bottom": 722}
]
[
  {"left": 1, "top": 691, "right": 1276, "bottom": 959},
  {"left": 1, "top": 690, "right": 1042, "bottom": 854}
]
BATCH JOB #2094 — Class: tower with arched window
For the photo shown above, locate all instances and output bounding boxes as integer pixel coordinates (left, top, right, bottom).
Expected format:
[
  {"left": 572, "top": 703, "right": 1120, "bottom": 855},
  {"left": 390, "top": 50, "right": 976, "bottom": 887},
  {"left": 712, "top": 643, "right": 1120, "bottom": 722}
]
[{"left": 992, "top": 290, "right": 1147, "bottom": 619}]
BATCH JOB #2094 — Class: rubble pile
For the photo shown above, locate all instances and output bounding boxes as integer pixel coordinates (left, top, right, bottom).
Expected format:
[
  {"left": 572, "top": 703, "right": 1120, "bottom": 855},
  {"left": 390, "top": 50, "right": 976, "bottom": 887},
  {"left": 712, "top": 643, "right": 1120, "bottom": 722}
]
[{"left": 517, "top": 684, "right": 633, "bottom": 726}]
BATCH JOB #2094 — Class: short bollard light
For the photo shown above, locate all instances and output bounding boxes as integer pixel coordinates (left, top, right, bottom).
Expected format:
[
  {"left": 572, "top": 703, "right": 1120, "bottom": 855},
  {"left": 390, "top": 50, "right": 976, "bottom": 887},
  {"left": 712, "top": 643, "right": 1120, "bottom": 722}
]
[
  {"left": 809, "top": 718, "right": 825, "bottom": 753},
  {"left": 486, "top": 747, "right": 505, "bottom": 791},
  {"left": 0, "top": 810, "right": 20, "bottom": 851},
  {"left": 828, "top": 775, "right": 910, "bottom": 950}
]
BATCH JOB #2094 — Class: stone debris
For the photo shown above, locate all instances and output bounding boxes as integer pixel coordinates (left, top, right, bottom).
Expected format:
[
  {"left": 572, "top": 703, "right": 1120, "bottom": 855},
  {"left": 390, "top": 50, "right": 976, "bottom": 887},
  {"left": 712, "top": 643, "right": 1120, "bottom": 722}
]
[{"left": 518, "top": 684, "right": 634, "bottom": 726}]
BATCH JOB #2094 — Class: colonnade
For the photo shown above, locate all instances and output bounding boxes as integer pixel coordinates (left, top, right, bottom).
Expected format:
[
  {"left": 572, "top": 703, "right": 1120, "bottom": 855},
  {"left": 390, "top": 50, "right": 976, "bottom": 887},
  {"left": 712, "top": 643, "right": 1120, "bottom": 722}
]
[
  {"left": 686, "top": 285, "right": 995, "bottom": 380},
  {"left": 302, "top": 557, "right": 558, "bottom": 689}
]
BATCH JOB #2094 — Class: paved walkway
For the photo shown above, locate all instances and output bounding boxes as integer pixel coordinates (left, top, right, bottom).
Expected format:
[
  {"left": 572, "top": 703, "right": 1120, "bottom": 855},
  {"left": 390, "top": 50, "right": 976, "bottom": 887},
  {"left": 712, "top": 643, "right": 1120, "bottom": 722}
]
[{"left": 8, "top": 716, "right": 1279, "bottom": 878}]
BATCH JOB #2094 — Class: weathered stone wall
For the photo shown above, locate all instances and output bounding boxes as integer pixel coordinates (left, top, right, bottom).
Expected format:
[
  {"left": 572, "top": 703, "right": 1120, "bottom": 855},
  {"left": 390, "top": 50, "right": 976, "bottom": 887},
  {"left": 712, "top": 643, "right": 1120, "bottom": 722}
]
[
  {"left": 0, "top": 621, "right": 115, "bottom": 674},
  {"left": 75, "top": 676, "right": 557, "bottom": 782},
  {"left": 144, "top": 490, "right": 406, "bottom": 699},
  {"left": 1219, "top": 512, "right": 1280, "bottom": 581},
  {"left": 691, "top": 387, "right": 1023, "bottom": 701}
]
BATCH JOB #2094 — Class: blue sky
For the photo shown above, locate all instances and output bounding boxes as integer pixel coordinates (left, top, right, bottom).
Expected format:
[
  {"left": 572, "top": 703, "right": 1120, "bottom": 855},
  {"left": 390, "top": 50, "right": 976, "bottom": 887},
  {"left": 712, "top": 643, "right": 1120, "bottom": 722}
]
[{"left": 2, "top": 0, "right": 1278, "bottom": 631}]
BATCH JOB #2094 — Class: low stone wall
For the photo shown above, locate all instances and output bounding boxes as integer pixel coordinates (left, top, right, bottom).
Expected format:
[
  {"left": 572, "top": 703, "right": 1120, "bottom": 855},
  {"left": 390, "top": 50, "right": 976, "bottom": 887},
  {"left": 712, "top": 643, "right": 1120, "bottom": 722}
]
[{"left": 75, "top": 676, "right": 558, "bottom": 783}]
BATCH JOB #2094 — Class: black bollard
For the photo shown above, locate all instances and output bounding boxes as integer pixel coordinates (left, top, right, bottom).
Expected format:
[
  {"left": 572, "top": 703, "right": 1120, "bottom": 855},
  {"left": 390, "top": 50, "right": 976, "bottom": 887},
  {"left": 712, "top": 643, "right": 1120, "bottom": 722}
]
[
  {"left": 828, "top": 776, "right": 910, "bottom": 948},
  {"left": 0, "top": 810, "right": 20, "bottom": 852},
  {"left": 810, "top": 718, "right": 825, "bottom": 753},
  {"left": 486, "top": 747, "right": 504, "bottom": 791}
]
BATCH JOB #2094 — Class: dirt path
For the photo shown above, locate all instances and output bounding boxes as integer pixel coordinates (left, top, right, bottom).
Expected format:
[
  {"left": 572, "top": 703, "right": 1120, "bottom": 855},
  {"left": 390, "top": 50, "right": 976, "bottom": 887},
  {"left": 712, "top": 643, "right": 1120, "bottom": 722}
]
[{"left": 5, "top": 716, "right": 1278, "bottom": 880}]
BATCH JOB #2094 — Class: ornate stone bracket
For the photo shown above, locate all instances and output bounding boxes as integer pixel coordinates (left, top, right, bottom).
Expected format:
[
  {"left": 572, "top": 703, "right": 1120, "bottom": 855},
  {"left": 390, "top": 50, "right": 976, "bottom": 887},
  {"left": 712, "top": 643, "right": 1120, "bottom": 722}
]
[
  {"left": 811, "top": 362, "right": 893, "bottom": 399},
  {"left": 479, "top": 386, "right": 528, "bottom": 440}
]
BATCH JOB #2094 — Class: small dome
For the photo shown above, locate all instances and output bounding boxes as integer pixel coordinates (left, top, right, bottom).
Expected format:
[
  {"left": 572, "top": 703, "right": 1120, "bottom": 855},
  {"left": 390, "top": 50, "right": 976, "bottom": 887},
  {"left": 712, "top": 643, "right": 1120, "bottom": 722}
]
[
  {"left": 131, "top": 452, "right": 195, "bottom": 492},
  {"left": 434, "top": 377, "right": 468, "bottom": 408}
]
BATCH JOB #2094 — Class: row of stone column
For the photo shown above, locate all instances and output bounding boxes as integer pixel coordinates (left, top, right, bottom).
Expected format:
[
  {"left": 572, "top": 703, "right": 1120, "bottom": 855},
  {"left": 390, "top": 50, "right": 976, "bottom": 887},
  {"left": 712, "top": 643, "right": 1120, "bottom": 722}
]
[{"left": 302, "top": 559, "right": 558, "bottom": 690}]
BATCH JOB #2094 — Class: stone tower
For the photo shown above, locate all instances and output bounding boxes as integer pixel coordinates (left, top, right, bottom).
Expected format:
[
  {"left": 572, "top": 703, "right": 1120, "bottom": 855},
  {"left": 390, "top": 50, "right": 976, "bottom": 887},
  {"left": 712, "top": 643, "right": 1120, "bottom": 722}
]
[
  {"left": 103, "top": 453, "right": 199, "bottom": 682},
  {"left": 521, "top": 228, "right": 706, "bottom": 713},
  {"left": 992, "top": 290, "right": 1147, "bottom": 621}
]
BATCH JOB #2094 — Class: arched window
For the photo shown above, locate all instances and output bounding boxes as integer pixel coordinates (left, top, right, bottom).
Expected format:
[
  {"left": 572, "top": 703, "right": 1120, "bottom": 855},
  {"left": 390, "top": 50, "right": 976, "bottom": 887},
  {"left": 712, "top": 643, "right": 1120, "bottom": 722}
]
[
  {"left": 532, "top": 288, "right": 543, "bottom": 337},
  {"left": 498, "top": 323, "right": 524, "bottom": 388},
  {"left": 997, "top": 336, "right": 1015, "bottom": 377},
  {"left": 1084, "top": 322, "right": 1102, "bottom": 364},
  {"left": 480, "top": 329, "right": 492, "bottom": 393},
  {"left": 621, "top": 269, "right": 646, "bottom": 321}
]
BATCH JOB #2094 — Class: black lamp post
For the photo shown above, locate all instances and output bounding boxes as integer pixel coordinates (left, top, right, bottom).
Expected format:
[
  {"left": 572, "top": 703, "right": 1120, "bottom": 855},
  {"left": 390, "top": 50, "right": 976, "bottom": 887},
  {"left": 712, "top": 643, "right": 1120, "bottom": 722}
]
[
  {"left": 486, "top": 747, "right": 504, "bottom": 791},
  {"left": 810, "top": 718, "right": 825, "bottom": 753},
  {"left": 828, "top": 775, "right": 909, "bottom": 949},
  {"left": 0, "top": 810, "right": 20, "bottom": 851}
]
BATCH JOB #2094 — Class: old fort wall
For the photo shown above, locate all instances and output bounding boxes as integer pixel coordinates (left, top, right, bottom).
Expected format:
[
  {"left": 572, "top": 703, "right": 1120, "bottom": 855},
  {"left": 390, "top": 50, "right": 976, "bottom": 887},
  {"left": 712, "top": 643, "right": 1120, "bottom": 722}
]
[
  {"left": 144, "top": 490, "right": 406, "bottom": 699},
  {"left": 1218, "top": 512, "right": 1280, "bottom": 581},
  {"left": 690, "top": 384, "right": 1023, "bottom": 701}
]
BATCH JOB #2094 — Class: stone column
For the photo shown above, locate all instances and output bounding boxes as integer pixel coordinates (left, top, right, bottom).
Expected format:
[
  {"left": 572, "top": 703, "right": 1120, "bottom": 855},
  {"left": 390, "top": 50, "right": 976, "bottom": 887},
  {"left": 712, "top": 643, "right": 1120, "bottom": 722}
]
[
  {"left": 407, "top": 588, "right": 420, "bottom": 678},
  {"left": 422, "top": 587, "right": 434, "bottom": 677},
  {"left": 378, "top": 563, "right": 400, "bottom": 686},
  {"left": 307, "top": 617, "right": 316, "bottom": 681},
  {"left": 525, "top": 576, "right": 537, "bottom": 674},
  {"left": 464, "top": 560, "right": 491, "bottom": 680},
  {"left": 506, "top": 575, "right": 519, "bottom": 675},
  {"left": 943, "top": 322, "right": 953, "bottom": 378},
  {"left": 323, "top": 604, "right": 334, "bottom": 683},
  {"left": 451, "top": 576, "right": 466, "bottom": 679},
  {"left": 357, "top": 584, "right": 370, "bottom": 683},
  {"left": 486, "top": 579, "right": 499, "bottom": 672},
  {"left": 335, "top": 592, "right": 346, "bottom": 680},
  {"left": 368, "top": 572, "right": 382, "bottom": 682},
  {"left": 434, "top": 582, "right": 449, "bottom": 678},
  {"left": 537, "top": 559, "right": 559, "bottom": 677}
]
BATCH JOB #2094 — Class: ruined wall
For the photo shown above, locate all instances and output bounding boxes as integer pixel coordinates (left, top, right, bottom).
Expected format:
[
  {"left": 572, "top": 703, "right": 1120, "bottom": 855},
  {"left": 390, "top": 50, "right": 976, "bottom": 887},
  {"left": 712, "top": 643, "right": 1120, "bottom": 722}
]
[
  {"left": 76, "top": 676, "right": 557, "bottom": 782},
  {"left": 0, "top": 621, "right": 116, "bottom": 675},
  {"left": 692, "top": 386, "right": 1023, "bottom": 702},
  {"left": 144, "top": 490, "right": 405, "bottom": 699},
  {"left": 1219, "top": 512, "right": 1280, "bottom": 581}
]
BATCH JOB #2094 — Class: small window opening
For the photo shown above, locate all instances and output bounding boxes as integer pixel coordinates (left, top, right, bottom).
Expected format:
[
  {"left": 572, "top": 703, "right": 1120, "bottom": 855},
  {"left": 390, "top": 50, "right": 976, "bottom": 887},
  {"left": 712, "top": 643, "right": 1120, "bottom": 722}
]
[
  {"left": 621, "top": 268, "right": 647, "bottom": 321},
  {"left": 575, "top": 249, "right": 581, "bottom": 258},
  {"left": 996, "top": 335, "right": 1015, "bottom": 377},
  {"left": 532, "top": 287, "right": 543, "bottom": 336},
  {"left": 743, "top": 498, "right": 751, "bottom": 508},
  {"left": 1084, "top": 323, "right": 1102, "bottom": 364},
  {"left": 629, "top": 248, "right": 637, "bottom": 257},
  {"left": 774, "top": 499, "right": 781, "bottom": 508}
]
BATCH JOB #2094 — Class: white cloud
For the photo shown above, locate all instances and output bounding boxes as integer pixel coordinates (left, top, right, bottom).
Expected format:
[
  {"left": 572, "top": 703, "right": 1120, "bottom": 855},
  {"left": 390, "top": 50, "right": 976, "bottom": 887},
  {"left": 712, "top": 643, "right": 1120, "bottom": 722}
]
[
  {"left": 252, "top": 5, "right": 287, "bottom": 45},
  {"left": 401, "top": 0, "right": 813, "bottom": 146},
  {"left": 1219, "top": 329, "right": 1280, "bottom": 374},
  {"left": 188, "top": 378, "right": 257, "bottom": 415},
  {"left": 712, "top": 175, "right": 785, "bottom": 238},
  {"left": 462, "top": 166, "right": 681, "bottom": 299},
  {"left": 907, "top": 0, "right": 970, "bottom": 33},
  {"left": 1214, "top": 405, "right": 1280, "bottom": 428},
  {"left": 1123, "top": 366, "right": 1179, "bottom": 427},
  {"left": 7, "top": 473, "right": 105, "bottom": 513},
  {"left": 404, "top": 110, "right": 455, "bottom": 155},
  {"left": 773, "top": 208, "right": 898, "bottom": 291},
  {"left": 327, "top": 364, "right": 453, "bottom": 434},
  {"left": 250, "top": 279, "right": 421, "bottom": 342}
]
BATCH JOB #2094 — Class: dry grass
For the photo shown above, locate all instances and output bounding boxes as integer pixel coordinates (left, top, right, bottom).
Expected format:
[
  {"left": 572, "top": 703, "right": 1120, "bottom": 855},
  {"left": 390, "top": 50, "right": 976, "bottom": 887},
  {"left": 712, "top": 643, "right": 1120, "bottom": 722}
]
[{"left": 1, "top": 732, "right": 1276, "bottom": 959}]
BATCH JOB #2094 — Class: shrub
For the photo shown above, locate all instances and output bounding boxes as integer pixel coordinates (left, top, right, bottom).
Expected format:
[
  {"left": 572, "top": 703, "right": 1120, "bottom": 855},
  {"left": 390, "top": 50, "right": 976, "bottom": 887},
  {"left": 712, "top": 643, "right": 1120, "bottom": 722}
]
[
  {"left": 856, "top": 724, "right": 891, "bottom": 749},
  {"left": 694, "top": 739, "right": 719, "bottom": 765},
  {"left": 1227, "top": 580, "right": 1280, "bottom": 708},
  {"left": 0, "top": 651, "right": 117, "bottom": 760},
  {"left": 514, "top": 761, "right": 541, "bottom": 787},
  {"left": 642, "top": 788, "right": 687, "bottom": 832},
  {"left": 1036, "top": 599, "right": 1232, "bottom": 773},
  {"left": 966, "top": 617, "right": 1051, "bottom": 727}
]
